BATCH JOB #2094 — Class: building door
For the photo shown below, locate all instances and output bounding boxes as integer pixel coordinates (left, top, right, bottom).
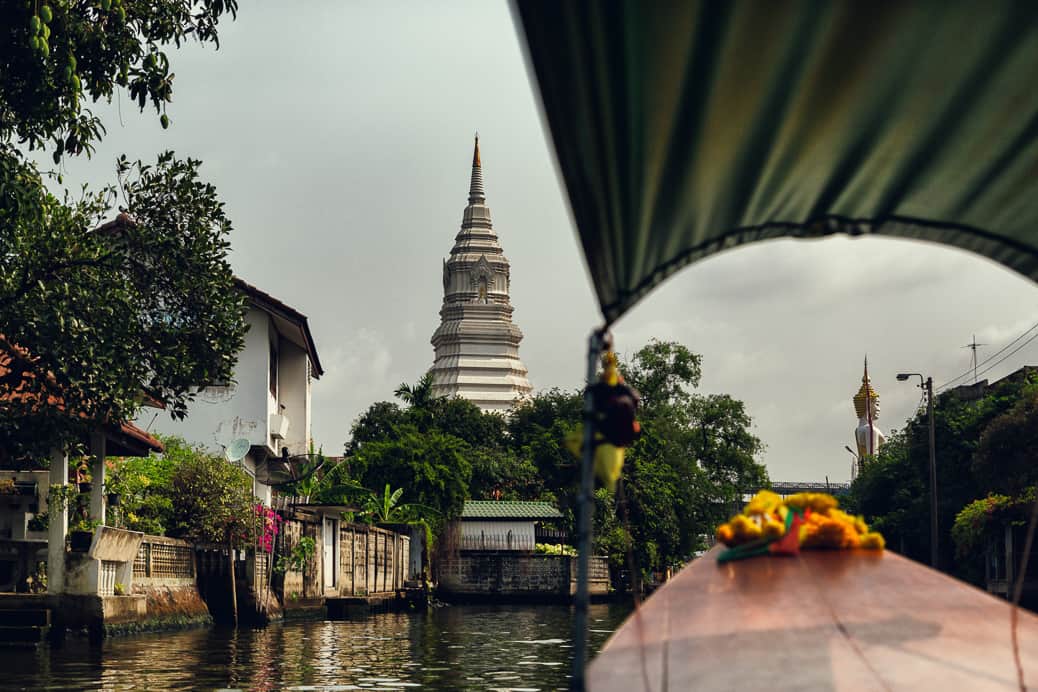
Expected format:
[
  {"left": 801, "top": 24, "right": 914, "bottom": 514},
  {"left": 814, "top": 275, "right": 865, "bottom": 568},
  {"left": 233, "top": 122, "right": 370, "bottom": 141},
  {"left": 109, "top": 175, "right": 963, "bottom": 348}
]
[{"left": 323, "top": 517, "right": 337, "bottom": 591}]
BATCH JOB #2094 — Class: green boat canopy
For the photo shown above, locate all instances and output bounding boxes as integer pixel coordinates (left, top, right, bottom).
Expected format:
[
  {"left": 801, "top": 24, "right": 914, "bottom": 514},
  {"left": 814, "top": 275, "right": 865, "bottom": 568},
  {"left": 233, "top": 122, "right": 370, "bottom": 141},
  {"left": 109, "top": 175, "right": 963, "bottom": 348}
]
[{"left": 514, "top": 1, "right": 1038, "bottom": 324}]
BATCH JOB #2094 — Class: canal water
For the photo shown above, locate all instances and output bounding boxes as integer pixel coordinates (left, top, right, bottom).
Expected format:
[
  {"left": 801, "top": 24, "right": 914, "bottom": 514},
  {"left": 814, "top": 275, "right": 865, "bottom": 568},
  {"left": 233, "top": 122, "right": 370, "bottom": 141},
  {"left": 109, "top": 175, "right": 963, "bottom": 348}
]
[{"left": 3, "top": 602, "right": 633, "bottom": 691}]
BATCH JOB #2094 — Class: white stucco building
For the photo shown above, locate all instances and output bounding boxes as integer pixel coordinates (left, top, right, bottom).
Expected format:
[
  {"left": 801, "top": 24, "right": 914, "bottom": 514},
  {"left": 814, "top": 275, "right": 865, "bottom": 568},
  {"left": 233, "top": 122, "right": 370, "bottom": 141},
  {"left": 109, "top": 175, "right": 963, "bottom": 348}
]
[
  {"left": 140, "top": 279, "right": 323, "bottom": 504},
  {"left": 430, "top": 136, "right": 533, "bottom": 412}
]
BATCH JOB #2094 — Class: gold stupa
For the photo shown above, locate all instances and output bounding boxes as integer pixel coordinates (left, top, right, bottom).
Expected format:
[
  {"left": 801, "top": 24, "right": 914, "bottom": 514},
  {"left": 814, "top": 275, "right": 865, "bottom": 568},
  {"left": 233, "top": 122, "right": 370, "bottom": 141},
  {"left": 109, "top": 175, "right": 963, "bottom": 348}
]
[{"left": 853, "top": 359, "right": 879, "bottom": 419}]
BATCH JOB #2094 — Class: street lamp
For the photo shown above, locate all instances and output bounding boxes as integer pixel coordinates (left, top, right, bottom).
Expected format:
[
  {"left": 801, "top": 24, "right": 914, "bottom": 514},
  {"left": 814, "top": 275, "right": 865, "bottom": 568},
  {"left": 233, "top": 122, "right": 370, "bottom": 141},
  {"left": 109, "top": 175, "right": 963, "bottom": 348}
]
[
  {"left": 844, "top": 445, "right": 860, "bottom": 480},
  {"left": 897, "top": 372, "right": 938, "bottom": 569}
]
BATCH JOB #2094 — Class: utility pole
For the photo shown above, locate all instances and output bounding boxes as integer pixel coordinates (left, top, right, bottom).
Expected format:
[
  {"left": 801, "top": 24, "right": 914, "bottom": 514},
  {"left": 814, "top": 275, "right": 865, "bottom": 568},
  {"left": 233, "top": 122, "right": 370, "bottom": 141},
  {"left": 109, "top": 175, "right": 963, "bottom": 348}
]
[
  {"left": 896, "top": 372, "right": 939, "bottom": 569},
  {"left": 926, "top": 376, "right": 938, "bottom": 570}
]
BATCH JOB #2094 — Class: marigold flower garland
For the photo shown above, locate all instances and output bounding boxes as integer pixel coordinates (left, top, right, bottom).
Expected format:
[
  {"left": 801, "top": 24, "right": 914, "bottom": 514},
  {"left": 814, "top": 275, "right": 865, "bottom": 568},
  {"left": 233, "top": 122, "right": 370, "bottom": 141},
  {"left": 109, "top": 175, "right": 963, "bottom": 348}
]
[{"left": 715, "top": 490, "right": 884, "bottom": 563}]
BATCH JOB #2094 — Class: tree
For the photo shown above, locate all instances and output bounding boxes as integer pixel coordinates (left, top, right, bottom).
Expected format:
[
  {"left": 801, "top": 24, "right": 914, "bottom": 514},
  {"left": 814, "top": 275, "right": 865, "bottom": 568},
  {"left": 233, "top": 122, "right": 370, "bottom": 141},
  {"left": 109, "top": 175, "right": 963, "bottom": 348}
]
[
  {"left": 601, "top": 341, "right": 767, "bottom": 576},
  {"left": 849, "top": 430, "right": 928, "bottom": 557},
  {"left": 849, "top": 369, "right": 1038, "bottom": 579},
  {"left": 394, "top": 372, "right": 436, "bottom": 409},
  {"left": 351, "top": 427, "right": 471, "bottom": 525},
  {"left": 972, "top": 386, "right": 1038, "bottom": 495},
  {"left": 468, "top": 446, "right": 541, "bottom": 500},
  {"left": 168, "top": 441, "right": 257, "bottom": 547},
  {"left": 0, "top": 1, "right": 244, "bottom": 462},
  {"left": 623, "top": 338, "right": 702, "bottom": 410},
  {"left": 1, "top": 0, "right": 238, "bottom": 156},
  {"left": 347, "top": 401, "right": 407, "bottom": 454}
]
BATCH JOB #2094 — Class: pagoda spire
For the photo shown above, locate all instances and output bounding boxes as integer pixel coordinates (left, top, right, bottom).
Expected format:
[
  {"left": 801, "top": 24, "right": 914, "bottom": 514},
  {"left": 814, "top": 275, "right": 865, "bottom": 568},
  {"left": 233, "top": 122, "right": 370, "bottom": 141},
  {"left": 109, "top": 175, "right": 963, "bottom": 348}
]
[{"left": 468, "top": 133, "right": 485, "bottom": 204}]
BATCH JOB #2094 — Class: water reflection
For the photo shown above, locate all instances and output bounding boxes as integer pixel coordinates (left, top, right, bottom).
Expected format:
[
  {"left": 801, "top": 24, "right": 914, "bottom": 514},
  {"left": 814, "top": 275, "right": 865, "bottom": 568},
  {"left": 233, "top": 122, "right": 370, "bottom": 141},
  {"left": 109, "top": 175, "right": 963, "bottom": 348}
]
[{"left": 3, "top": 602, "right": 631, "bottom": 690}]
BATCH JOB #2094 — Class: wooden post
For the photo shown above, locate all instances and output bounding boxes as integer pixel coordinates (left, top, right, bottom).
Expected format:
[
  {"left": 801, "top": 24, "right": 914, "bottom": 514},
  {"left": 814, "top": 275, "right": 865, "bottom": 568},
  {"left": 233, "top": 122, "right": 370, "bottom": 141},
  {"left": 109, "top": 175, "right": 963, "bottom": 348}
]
[
  {"left": 228, "top": 540, "right": 238, "bottom": 627},
  {"left": 1006, "top": 524, "right": 1014, "bottom": 599}
]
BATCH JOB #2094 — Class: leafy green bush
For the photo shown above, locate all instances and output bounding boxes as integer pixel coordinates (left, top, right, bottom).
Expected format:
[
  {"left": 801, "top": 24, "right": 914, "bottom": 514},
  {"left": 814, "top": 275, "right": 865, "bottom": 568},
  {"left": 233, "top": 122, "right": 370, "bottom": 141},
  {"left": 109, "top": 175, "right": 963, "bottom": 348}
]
[
  {"left": 167, "top": 441, "right": 258, "bottom": 548},
  {"left": 275, "top": 536, "right": 316, "bottom": 574},
  {"left": 952, "top": 488, "right": 1036, "bottom": 557},
  {"left": 106, "top": 435, "right": 181, "bottom": 535}
]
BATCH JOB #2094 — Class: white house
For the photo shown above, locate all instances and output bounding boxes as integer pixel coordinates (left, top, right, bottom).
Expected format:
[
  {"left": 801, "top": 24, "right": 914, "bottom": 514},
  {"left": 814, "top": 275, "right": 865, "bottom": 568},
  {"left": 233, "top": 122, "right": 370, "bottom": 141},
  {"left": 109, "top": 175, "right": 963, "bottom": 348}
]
[{"left": 140, "top": 278, "right": 323, "bottom": 504}]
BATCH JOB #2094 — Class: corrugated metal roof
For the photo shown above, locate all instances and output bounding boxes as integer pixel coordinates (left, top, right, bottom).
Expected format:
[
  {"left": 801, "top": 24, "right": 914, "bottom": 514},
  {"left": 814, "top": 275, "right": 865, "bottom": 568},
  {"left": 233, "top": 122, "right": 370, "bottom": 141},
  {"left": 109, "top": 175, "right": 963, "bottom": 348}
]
[{"left": 461, "top": 500, "right": 562, "bottom": 520}]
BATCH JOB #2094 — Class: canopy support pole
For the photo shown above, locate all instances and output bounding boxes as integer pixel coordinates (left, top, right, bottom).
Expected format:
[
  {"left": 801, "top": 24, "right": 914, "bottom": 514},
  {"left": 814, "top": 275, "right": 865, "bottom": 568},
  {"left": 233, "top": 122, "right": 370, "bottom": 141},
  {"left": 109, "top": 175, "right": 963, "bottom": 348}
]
[{"left": 572, "top": 327, "right": 605, "bottom": 691}]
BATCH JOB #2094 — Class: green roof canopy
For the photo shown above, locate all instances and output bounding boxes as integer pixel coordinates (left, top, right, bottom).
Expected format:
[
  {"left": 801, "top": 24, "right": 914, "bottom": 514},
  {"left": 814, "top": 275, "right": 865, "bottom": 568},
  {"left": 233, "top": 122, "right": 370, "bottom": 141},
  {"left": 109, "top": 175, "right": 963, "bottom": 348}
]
[
  {"left": 514, "top": 1, "right": 1038, "bottom": 324},
  {"left": 461, "top": 500, "right": 563, "bottom": 520}
]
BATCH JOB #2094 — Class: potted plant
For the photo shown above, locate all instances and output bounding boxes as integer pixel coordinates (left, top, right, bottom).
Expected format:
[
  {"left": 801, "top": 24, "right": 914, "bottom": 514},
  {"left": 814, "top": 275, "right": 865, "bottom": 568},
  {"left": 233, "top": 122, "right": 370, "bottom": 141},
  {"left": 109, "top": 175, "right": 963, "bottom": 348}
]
[
  {"left": 105, "top": 474, "right": 125, "bottom": 508},
  {"left": 27, "top": 511, "right": 48, "bottom": 533},
  {"left": 74, "top": 458, "right": 92, "bottom": 493},
  {"left": 69, "top": 517, "right": 98, "bottom": 552},
  {"left": 47, "top": 484, "right": 76, "bottom": 514}
]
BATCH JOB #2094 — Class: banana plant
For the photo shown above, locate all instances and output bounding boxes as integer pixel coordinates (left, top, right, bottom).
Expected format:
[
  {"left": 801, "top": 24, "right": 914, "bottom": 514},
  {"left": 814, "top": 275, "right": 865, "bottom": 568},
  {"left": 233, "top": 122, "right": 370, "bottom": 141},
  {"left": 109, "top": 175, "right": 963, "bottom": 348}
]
[{"left": 362, "top": 483, "right": 439, "bottom": 524}]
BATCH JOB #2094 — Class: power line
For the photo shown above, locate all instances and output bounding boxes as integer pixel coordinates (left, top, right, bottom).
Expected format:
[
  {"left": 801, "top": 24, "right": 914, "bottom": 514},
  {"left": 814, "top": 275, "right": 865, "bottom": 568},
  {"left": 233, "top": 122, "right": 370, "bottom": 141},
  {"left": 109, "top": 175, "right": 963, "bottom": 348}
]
[
  {"left": 937, "top": 320, "right": 1038, "bottom": 391},
  {"left": 970, "top": 330, "right": 1038, "bottom": 383}
]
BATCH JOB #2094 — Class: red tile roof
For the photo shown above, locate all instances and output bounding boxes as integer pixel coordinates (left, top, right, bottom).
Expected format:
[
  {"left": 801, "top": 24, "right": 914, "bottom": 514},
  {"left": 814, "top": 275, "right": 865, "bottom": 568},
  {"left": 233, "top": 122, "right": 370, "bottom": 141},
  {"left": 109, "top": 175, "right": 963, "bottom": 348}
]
[{"left": 0, "top": 334, "right": 162, "bottom": 454}]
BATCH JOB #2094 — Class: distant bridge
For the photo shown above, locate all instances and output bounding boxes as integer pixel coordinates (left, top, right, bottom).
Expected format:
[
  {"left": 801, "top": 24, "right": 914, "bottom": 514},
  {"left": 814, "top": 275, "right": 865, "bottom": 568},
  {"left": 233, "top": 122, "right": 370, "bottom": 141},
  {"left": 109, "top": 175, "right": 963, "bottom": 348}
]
[{"left": 753, "top": 481, "right": 852, "bottom": 496}]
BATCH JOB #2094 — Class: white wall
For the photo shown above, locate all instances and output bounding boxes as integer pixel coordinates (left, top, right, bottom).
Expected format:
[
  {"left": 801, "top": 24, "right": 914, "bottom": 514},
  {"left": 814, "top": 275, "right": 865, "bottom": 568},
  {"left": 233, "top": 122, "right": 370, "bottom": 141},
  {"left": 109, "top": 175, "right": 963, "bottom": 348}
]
[
  {"left": 136, "top": 302, "right": 317, "bottom": 506},
  {"left": 278, "top": 340, "right": 311, "bottom": 456},
  {"left": 141, "top": 306, "right": 271, "bottom": 453},
  {"left": 460, "top": 520, "right": 535, "bottom": 551}
]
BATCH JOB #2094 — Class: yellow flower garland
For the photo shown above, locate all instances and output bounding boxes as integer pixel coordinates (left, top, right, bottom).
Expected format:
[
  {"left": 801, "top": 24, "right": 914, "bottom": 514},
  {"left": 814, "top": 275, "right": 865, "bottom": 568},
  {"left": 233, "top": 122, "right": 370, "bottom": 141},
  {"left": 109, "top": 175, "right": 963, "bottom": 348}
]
[{"left": 716, "top": 490, "right": 884, "bottom": 551}]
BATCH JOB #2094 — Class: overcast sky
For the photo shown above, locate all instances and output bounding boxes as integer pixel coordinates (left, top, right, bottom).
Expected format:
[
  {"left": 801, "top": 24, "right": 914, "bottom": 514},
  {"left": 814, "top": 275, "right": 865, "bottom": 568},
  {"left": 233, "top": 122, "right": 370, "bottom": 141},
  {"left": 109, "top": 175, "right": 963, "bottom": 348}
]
[{"left": 54, "top": 1, "right": 1038, "bottom": 483}]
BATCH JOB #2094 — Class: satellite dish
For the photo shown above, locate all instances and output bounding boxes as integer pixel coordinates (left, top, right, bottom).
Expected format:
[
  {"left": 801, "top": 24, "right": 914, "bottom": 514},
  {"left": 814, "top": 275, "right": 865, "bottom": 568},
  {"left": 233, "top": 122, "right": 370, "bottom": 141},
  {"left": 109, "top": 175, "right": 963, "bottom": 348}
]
[
  {"left": 253, "top": 451, "right": 326, "bottom": 488},
  {"left": 224, "top": 438, "right": 251, "bottom": 463}
]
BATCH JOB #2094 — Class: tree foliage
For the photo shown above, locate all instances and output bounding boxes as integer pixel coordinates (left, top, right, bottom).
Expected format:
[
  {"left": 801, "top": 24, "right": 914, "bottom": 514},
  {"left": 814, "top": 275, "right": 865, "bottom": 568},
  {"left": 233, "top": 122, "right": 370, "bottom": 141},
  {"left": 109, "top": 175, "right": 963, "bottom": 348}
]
[
  {"left": 106, "top": 434, "right": 180, "bottom": 535},
  {"left": 1, "top": 0, "right": 238, "bottom": 156},
  {"left": 849, "top": 370, "right": 1038, "bottom": 581},
  {"left": 342, "top": 341, "right": 769, "bottom": 580},
  {"left": 348, "top": 427, "right": 471, "bottom": 527},
  {"left": 0, "top": 1, "right": 245, "bottom": 462},
  {"left": 168, "top": 438, "right": 257, "bottom": 548}
]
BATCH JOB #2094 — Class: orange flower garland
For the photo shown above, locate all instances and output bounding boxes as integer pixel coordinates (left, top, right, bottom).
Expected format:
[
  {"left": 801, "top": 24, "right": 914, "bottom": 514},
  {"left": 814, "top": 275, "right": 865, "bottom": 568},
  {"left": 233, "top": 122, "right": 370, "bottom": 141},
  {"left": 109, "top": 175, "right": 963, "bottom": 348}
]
[{"left": 715, "top": 490, "right": 884, "bottom": 560}]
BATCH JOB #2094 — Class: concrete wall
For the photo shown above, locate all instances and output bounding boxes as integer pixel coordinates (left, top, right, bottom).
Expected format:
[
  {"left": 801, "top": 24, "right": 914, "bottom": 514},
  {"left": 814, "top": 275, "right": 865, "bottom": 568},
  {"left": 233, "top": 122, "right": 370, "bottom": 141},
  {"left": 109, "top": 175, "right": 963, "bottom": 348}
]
[
  {"left": 276, "top": 514, "right": 411, "bottom": 612},
  {"left": 438, "top": 554, "right": 611, "bottom": 600}
]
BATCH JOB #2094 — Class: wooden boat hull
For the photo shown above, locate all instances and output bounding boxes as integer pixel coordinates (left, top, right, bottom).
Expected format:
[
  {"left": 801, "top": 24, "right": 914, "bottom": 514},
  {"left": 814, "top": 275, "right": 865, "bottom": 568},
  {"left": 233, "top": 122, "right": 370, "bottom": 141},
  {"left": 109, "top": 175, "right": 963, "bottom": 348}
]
[{"left": 589, "top": 547, "right": 1038, "bottom": 690}]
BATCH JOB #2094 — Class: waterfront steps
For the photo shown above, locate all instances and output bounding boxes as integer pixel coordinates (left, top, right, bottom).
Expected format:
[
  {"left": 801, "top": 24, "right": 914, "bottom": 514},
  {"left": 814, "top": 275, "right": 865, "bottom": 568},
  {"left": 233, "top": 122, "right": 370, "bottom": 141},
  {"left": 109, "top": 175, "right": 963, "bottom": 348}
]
[{"left": 0, "top": 607, "right": 50, "bottom": 646}]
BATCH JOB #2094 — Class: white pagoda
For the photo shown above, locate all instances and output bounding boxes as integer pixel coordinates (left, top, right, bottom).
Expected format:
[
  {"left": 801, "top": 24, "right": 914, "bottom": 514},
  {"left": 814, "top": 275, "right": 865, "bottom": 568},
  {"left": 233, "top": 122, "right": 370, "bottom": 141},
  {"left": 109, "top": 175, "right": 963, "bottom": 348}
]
[{"left": 429, "top": 135, "right": 533, "bottom": 413}]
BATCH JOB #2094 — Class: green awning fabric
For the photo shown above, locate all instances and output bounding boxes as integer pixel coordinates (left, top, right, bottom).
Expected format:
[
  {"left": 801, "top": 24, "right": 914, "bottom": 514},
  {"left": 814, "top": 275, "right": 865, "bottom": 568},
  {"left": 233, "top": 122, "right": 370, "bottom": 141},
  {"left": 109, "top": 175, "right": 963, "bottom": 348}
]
[{"left": 514, "top": 1, "right": 1038, "bottom": 324}]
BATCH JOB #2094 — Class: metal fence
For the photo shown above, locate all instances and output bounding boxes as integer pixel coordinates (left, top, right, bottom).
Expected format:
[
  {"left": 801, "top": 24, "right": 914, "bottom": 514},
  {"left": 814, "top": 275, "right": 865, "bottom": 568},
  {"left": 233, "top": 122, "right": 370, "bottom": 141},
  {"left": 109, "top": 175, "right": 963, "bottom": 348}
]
[
  {"left": 460, "top": 531, "right": 536, "bottom": 551},
  {"left": 535, "top": 527, "right": 570, "bottom": 544}
]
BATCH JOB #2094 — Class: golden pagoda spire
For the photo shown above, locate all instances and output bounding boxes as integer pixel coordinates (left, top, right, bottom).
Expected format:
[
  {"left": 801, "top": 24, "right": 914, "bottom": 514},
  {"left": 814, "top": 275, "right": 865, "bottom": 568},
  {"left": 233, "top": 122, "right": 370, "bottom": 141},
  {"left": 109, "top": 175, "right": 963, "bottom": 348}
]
[{"left": 853, "top": 356, "right": 879, "bottom": 419}]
